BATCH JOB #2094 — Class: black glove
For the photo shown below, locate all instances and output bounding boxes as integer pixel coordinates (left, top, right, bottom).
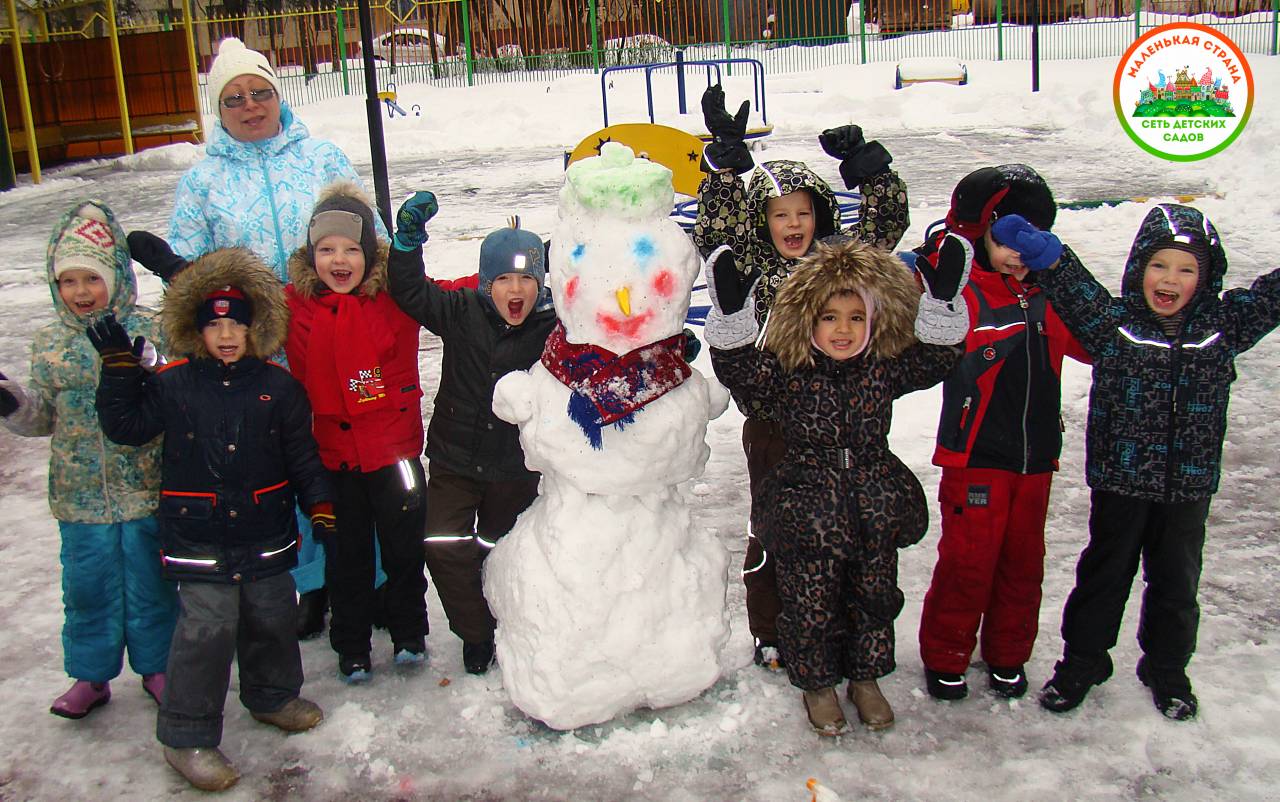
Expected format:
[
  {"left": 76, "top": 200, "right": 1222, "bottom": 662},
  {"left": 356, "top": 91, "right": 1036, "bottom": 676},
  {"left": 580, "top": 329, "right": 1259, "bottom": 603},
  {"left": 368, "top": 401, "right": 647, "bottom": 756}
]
[
  {"left": 990, "top": 214, "right": 1062, "bottom": 271},
  {"left": 700, "top": 84, "right": 753, "bottom": 175},
  {"left": 393, "top": 191, "right": 439, "bottom": 251},
  {"left": 0, "top": 370, "right": 17, "bottom": 418},
  {"left": 127, "top": 231, "right": 189, "bottom": 283},
  {"left": 945, "top": 167, "right": 1009, "bottom": 238},
  {"left": 707, "top": 248, "right": 760, "bottom": 317},
  {"left": 916, "top": 234, "right": 971, "bottom": 301},
  {"left": 681, "top": 328, "right": 702, "bottom": 363},
  {"left": 86, "top": 314, "right": 145, "bottom": 374},
  {"left": 309, "top": 504, "right": 338, "bottom": 554},
  {"left": 819, "top": 125, "right": 892, "bottom": 189}
]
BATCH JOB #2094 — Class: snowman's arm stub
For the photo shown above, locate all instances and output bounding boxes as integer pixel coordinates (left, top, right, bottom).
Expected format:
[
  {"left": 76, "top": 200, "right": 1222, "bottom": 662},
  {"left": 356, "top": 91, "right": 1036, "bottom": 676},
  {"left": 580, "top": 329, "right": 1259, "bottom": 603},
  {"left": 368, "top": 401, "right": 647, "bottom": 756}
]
[{"left": 493, "top": 370, "right": 536, "bottom": 425}]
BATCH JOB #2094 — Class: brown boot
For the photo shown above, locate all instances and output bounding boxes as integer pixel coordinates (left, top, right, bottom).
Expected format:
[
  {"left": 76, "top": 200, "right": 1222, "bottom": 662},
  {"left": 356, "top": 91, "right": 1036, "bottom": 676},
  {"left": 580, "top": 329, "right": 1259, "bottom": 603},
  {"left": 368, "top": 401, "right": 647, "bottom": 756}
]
[
  {"left": 163, "top": 746, "right": 239, "bottom": 791},
  {"left": 802, "top": 687, "right": 849, "bottom": 736},
  {"left": 250, "top": 697, "right": 323, "bottom": 733},
  {"left": 846, "top": 679, "right": 895, "bottom": 730}
]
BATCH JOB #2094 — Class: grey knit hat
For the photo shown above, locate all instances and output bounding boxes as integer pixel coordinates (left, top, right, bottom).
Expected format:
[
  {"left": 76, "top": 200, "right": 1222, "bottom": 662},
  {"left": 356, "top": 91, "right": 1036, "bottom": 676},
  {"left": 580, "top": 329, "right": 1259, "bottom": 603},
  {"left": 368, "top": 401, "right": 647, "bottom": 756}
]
[{"left": 308, "top": 187, "right": 378, "bottom": 274}]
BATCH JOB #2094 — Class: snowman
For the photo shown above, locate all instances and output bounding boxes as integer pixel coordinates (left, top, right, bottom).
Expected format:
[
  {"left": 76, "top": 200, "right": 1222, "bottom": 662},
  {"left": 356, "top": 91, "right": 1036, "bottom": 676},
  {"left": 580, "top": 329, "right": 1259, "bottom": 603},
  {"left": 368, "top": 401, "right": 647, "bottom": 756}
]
[{"left": 484, "top": 142, "right": 731, "bottom": 730}]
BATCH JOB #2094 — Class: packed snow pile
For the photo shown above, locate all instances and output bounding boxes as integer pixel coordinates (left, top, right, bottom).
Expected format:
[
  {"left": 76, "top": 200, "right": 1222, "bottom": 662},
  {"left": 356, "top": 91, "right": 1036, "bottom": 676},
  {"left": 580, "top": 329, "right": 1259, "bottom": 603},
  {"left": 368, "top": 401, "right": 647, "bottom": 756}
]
[{"left": 484, "top": 142, "right": 731, "bottom": 730}]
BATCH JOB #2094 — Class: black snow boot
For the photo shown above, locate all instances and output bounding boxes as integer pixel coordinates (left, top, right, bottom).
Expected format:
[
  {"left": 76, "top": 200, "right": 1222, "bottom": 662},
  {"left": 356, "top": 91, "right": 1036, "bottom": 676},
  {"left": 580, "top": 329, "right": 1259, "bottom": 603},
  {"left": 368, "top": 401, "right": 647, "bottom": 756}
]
[
  {"left": 1137, "top": 657, "right": 1198, "bottom": 721},
  {"left": 296, "top": 588, "right": 328, "bottom": 640},
  {"left": 988, "top": 664, "right": 1029, "bottom": 699},
  {"left": 925, "top": 668, "right": 968, "bottom": 701},
  {"left": 1039, "top": 651, "right": 1113, "bottom": 713},
  {"left": 463, "top": 640, "right": 496, "bottom": 675}
]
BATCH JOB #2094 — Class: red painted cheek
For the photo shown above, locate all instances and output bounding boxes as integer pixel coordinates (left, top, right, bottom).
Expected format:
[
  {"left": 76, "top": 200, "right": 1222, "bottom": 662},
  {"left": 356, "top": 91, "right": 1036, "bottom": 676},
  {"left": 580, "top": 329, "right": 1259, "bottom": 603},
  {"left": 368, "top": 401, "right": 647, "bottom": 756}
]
[
  {"left": 564, "top": 276, "right": 579, "bottom": 306},
  {"left": 651, "top": 269, "right": 675, "bottom": 298}
]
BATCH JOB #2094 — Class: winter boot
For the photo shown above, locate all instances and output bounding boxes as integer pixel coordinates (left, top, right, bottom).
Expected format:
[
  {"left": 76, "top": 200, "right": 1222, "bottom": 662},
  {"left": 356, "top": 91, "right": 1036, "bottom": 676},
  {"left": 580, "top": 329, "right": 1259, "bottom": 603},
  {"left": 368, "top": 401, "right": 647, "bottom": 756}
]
[
  {"left": 251, "top": 697, "right": 323, "bottom": 733},
  {"left": 50, "top": 680, "right": 111, "bottom": 719},
  {"left": 463, "top": 640, "right": 496, "bottom": 675},
  {"left": 296, "top": 588, "right": 328, "bottom": 640},
  {"left": 338, "top": 654, "right": 372, "bottom": 684},
  {"left": 846, "top": 679, "right": 894, "bottom": 730},
  {"left": 142, "top": 673, "right": 166, "bottom": 705},
  {"left": 802, "top": 687, "right": 849, "bottom": 737},
  {"left": 163, "top": 746, "right": 239, "bottom": 791},
  {"left": 1039, "top": 651, "right": 1113, "bottom": 713},
  {"left": 753, "top": 639, "right": 785, "bottom": 671},
  {"left": 987, "top": 664, "right": 1029, "bottom": 699},
  {"left": 393, "top": 638, "right": 427, "bottom": 667},
  {"left": 1137, "top": 658, "right": 1198, "bottom": 721},
  {"left": 924, "top": 668, "right": 968, "bottom": 701}
]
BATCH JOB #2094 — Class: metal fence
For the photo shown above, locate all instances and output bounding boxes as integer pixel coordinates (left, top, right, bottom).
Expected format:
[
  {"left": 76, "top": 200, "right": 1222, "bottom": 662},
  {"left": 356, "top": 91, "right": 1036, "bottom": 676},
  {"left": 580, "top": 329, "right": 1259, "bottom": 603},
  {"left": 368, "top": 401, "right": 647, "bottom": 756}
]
[{"left": 7, "top": 0, "right": 1278, "bottom": 115}]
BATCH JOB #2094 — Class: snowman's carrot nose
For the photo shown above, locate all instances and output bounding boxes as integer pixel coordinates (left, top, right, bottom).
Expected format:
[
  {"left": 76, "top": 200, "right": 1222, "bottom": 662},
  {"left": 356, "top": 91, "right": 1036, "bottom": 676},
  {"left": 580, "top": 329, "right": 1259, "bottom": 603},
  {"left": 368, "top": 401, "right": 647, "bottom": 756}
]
[{"left": 616, "top": 286, "right": 632, "bottom": 317}]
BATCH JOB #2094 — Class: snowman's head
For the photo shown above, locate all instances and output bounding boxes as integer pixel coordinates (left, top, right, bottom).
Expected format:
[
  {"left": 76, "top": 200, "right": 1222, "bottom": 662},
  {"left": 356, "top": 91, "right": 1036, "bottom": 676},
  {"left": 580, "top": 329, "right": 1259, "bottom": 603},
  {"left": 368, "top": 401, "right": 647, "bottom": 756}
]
[{"left": 551, "top": 143, "right": 699, "bottom": 354}]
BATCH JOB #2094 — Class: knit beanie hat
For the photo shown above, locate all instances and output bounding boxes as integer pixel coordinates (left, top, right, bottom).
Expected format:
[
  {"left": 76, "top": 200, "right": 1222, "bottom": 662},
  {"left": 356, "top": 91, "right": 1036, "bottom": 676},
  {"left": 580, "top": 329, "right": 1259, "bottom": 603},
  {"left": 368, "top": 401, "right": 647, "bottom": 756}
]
[
  {"left": 308, "top": 192, "right": 378, "bottom": 274},
  {"left": 207, "top": 38, "right": 282, "bottom": 107},
  {"left": 196, "top": 286, "right": 253, "bottom": 329},
  {"left": 479, "top": 218, "right": 546, "bottom": 298},
  {"left": 993, "top": 164, "right": 1056, "bottom": 232},
  {"left": 53, "top": 203, "right": 116, "bottom": 299},
  {"left": 1141, "top": 234, "right": 1211, "bottom": 291},
  {"left": 946, "top": 164, "right": 1056, "bottom": 240}
]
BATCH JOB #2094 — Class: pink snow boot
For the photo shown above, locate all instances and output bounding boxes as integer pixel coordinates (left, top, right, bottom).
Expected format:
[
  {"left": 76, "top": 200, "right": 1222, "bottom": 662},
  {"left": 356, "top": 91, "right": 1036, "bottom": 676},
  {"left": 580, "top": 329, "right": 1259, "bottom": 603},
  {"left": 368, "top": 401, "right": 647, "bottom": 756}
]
[
  {"left": 50, "top": 680, "right": 111, "bottom": 719},
  {"left": 142, "top": 673, "right": 166, "bottom": 705}
]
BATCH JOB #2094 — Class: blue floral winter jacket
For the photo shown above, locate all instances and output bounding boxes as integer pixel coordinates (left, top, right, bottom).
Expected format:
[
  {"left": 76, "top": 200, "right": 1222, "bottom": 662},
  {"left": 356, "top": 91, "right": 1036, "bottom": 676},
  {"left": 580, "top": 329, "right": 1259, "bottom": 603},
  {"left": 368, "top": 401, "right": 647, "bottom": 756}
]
[
  {"left": 1038, "top": 204, "right": 1280, "bottom": 503},
  {"left": 168, "top": 103, "right": 384, "bottom": 281}
]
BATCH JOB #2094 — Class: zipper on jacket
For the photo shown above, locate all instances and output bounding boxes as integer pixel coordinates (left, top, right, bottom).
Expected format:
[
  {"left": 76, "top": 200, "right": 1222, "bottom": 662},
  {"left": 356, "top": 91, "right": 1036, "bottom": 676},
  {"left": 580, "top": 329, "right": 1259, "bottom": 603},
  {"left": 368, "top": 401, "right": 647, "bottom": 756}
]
[
  {"left": 1164, "top": 341, "right": 1183, "bottom": 502},
  {"left": 259, "top": 151, "right": 287, "bottom": 273},
  {"left": 1006, "top": 275, "right": 1033, "bottom": 474},
  {"left": 958, "top": 396, "right": 972, "bottom": 431}
]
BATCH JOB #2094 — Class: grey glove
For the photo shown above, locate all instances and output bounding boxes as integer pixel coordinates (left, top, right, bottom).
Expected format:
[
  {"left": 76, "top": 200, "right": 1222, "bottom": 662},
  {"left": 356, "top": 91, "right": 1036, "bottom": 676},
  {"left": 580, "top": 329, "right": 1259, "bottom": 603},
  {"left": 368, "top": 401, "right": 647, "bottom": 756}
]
[{"left": 914, "top": 233, "right": 973, "bottom": 345}]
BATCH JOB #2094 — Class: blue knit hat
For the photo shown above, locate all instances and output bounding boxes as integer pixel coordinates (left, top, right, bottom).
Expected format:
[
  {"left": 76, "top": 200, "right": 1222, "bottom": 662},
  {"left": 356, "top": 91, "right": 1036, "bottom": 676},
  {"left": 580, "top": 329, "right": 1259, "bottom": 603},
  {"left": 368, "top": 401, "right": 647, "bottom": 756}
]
[{"left": 479, "top": 218, "right": 545, "bottom": 298}]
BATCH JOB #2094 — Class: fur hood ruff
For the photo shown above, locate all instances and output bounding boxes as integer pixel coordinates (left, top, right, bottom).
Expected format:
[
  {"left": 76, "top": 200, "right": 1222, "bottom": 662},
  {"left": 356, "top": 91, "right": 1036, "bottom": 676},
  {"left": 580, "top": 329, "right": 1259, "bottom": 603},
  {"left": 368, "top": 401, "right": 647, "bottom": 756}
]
[
  {"left": 163, "top": 247, "right": 289, "bottom": 359},
  {"left": 764, "top": 237, "right": 919, "bottom": 372}
]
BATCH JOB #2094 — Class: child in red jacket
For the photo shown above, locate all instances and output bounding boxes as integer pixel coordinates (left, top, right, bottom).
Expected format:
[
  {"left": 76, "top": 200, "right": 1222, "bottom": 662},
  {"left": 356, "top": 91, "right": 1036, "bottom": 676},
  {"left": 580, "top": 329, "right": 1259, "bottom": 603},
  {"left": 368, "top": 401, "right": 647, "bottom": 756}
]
[
  {"left": 284, "top": 182, "right": 429, "bottom": 683},
  {"left": 915, "top": 165, "right": 1089, "bottom": 701}
]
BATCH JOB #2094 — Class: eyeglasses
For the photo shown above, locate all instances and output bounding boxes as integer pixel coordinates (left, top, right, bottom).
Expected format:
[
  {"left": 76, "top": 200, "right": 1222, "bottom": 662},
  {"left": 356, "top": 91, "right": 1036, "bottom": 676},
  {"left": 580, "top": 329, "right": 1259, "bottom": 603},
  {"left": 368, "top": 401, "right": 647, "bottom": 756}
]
[{"left": 220, "top": 88, "right": 278, "bottom": 109}]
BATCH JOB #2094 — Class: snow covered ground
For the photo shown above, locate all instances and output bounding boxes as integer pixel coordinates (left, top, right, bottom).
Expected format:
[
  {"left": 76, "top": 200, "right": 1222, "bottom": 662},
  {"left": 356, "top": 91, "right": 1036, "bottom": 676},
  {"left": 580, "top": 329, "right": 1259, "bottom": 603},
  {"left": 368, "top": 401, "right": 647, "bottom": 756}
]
[{"left": 1, "top": 36, "right": 1278, "bottom": 801}]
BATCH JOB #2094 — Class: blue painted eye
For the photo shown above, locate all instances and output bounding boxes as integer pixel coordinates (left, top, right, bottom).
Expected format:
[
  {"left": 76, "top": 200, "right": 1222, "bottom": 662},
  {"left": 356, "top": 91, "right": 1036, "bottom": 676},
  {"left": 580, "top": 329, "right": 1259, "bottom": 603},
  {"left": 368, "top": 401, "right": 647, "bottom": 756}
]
[
  {"left": 631, "top": 236, "right": 656, "bottom": 269},
  {"left": 571, "top": 243, "right": 586, "bottom": 262}
]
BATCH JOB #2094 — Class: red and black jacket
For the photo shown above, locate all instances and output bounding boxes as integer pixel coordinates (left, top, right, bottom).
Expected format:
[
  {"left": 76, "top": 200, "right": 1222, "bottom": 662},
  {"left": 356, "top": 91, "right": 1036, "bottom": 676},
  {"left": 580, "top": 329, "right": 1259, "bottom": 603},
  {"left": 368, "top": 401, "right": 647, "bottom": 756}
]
[{"left": 917, "top": 229, "right": 1089, "bottom": 473}]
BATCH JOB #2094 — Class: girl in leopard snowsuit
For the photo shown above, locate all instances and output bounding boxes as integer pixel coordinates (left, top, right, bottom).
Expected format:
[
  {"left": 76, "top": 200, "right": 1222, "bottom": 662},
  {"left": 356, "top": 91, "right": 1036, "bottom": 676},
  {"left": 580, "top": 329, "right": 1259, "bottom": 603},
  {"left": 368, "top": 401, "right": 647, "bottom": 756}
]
[{"left": 704, "top": 234, "right": 969, "bottom": 736}]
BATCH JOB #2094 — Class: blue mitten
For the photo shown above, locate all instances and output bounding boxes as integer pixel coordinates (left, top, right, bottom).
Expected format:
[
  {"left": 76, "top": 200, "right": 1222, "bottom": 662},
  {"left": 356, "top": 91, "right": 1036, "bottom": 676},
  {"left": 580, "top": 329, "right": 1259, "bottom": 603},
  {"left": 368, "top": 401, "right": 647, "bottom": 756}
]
[
  {"left": 393, "top": 191, "right": 439, "bottom": 252},
  {"left": 990, "top": 214, "right": 1062, "bottom": 271}
]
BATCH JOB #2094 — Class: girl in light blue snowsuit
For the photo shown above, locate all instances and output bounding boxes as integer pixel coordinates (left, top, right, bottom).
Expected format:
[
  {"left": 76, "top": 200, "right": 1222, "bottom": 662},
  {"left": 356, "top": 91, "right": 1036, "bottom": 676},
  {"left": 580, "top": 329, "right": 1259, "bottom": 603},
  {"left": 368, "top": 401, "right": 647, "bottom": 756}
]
[{"left": 0, "top": 200, "right": 178, "bottom": 719}]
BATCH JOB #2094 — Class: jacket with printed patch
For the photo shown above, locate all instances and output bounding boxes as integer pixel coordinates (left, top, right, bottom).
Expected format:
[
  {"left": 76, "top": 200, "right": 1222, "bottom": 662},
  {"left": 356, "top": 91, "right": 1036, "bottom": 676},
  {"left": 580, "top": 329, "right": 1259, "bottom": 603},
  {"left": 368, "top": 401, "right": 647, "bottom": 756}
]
[
  {"left": 95, "top": 248, "right": 331, "bottom": 582},
  {"left": 1038, "top": 204, "right": 1280, "bottom": 502},
  {"left": 3, "top": 201, "right": 165, "bottom": 524},
  {"left": 916, "top": 228, "right": 1090, "bottom": 473},
  {"left": 168, "top": 103, "right": 384, "bottom": 280}
]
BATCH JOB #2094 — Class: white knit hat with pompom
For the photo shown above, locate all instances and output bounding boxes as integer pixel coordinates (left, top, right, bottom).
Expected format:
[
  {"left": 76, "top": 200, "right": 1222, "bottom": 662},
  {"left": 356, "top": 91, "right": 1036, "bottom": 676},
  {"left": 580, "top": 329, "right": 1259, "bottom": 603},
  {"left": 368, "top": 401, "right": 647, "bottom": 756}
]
[{"left": 207, "top": 37, "right": 281, "bottom": 106}]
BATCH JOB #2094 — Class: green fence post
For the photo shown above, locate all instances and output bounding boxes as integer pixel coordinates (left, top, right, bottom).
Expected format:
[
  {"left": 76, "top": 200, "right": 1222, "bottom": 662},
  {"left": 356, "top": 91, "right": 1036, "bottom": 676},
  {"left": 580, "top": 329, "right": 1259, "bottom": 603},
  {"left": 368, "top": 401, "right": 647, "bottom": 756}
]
[
  {"left": 161, "top": 12, "right": 171, "bottom": 31},
  {"left": 1272, "top": 0, "right": 1278, "bottom": 56},
  {"left": 462, "top": 0, "right": 474, "bottom": 86},
  {"left": 997, "top": 0, "right": 1004, "bottom": 61},
  {"left": 721, "top": 0, "right": 731, "bottom": 73},
  {"left": 1135, "top": 0, "right": 1142, "bottom": 41},
  {"left": 858, "top": 1, "right": 866, "bottom": 65},
  {"left": 337, "top": 3, "right": 349, "bottom": 96},
  {"left": 589, "top": 0, "right": 600, "bottom": 73}
]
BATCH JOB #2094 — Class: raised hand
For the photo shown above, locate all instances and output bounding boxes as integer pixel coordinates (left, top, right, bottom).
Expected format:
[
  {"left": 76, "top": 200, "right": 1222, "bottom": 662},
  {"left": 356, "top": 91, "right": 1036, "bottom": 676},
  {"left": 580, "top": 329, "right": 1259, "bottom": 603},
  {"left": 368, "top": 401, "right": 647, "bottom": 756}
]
[
  {"left": 127, "top": 231, "right": 189, "bottom": 283},
  {"left": 86, "top": 314, "right": 145, "bottom": 373},
  {"left": 990, "top": 214, "right": 1062, "bottom": 271},
  {"left": 705, "top": 247, "right": 760, "bottom": 317},
  {"left": 916, "top": 233, "right": 973, "bottom": 302},
  {"left": 700, "top": 84, "right": 754, "bottom": 175},
  {"left": 820, "top": 124, "right": 892, "bottom": 189},
  {"left": 393, "top": 191, "right": 440, "bottom": 252}
]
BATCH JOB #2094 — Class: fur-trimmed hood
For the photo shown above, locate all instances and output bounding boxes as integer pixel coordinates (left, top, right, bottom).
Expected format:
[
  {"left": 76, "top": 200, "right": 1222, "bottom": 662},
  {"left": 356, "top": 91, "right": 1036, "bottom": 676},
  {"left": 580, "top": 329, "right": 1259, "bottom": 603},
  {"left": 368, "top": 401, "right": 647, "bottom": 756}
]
[
  {"left": 162, "top": 247, "right": 289, "bottom": 359},
  {"left": 763, "top": 237, "right": 920, "bottom": 371},
  {"left": 287, "top": 241, "right": 390, "bottom": 299}
]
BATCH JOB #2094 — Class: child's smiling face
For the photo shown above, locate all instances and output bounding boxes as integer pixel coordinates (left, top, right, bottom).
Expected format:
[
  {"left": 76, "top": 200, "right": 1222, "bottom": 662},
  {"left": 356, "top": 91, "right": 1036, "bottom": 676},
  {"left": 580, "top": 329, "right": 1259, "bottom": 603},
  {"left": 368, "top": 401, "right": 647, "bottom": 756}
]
[
  {"left": 766, "top": 190, "right": 815, "bottom": 260},
  {"left": 1143, "top": 247, "right": 1200, "bottom": 317},
  {"left": 202, "top": 317, "right": 249, "bottom": 363},
  {"left": 813, "top": 290, "right": 868, "bottom": 361},
  {"left": 982, "top": 229, "right": 1029, "bottom": 280},
  {"left": 314, "top": 234, "right": 366, "bottom": 294},
  {"left": 57, "top": 269, "right": 109, "bottom": 316}
]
